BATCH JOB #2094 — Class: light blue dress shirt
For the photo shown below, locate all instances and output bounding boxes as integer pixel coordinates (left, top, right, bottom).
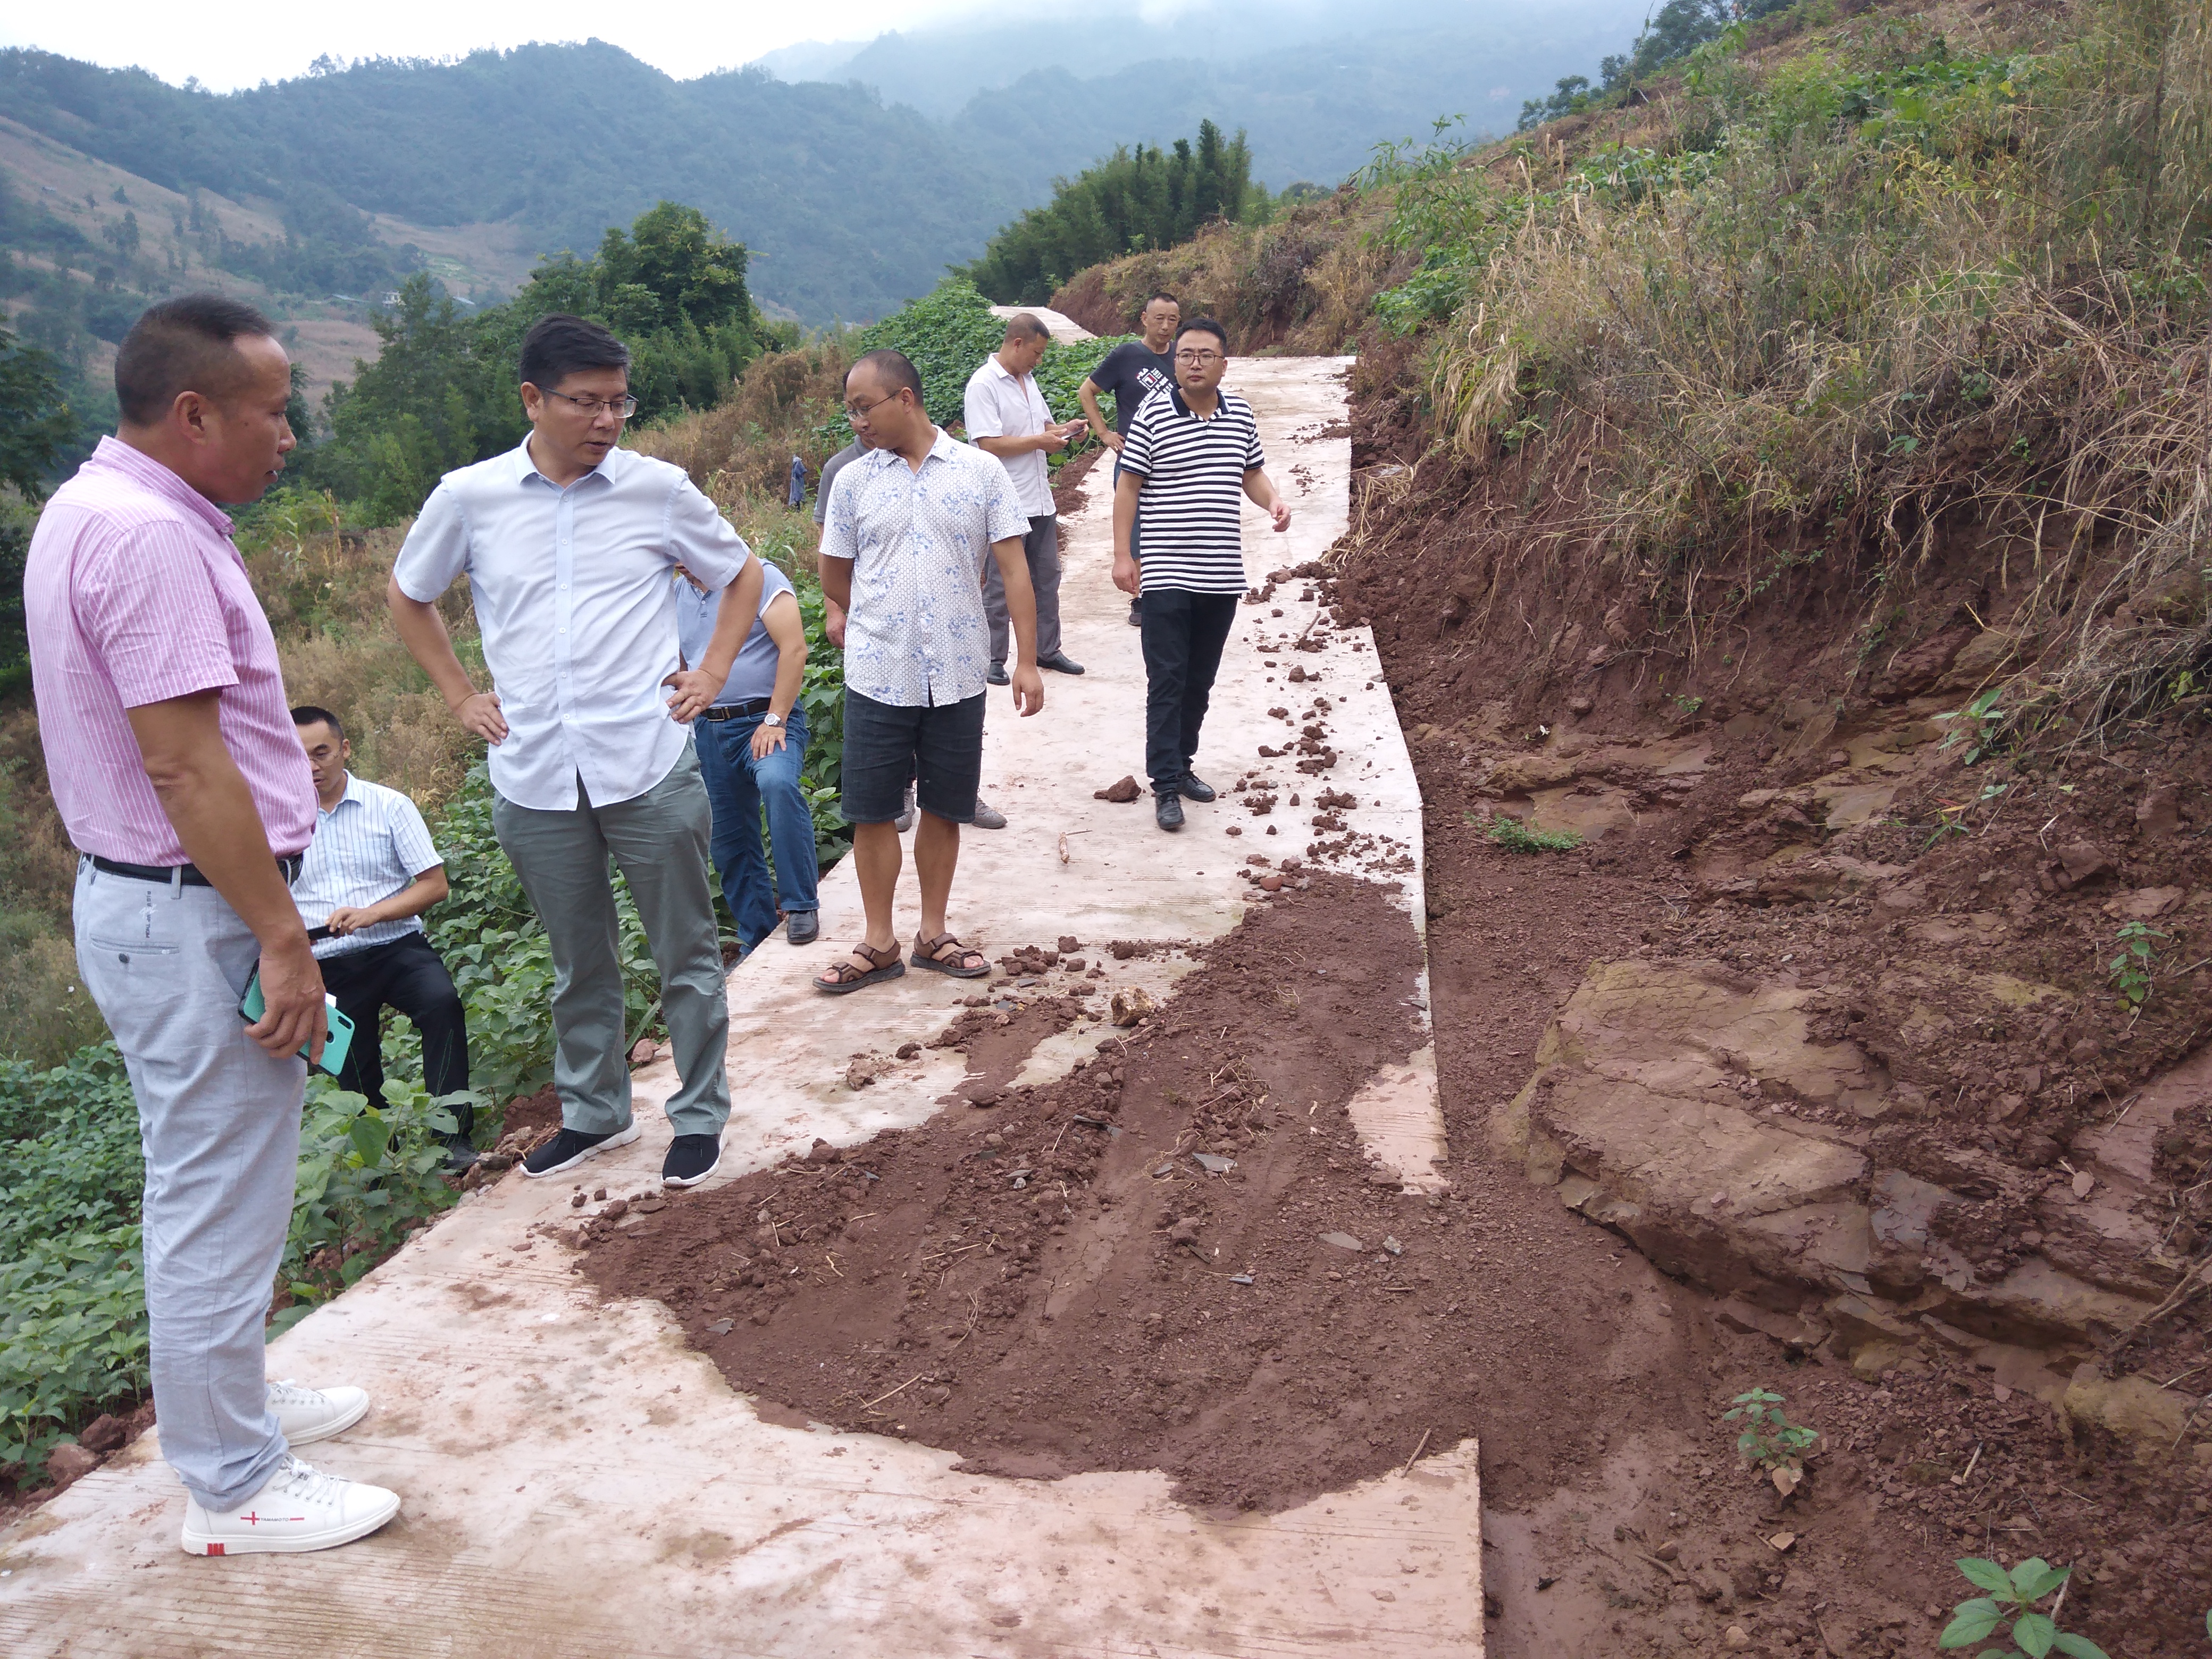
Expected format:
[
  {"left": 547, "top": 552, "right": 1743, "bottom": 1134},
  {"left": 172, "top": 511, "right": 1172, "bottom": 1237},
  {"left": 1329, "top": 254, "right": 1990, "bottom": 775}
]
[
  {"left": 392, "top": 439, "right": 753, "bottom": 810},
  {"left": 292, "top": 774, "right": 442, "bottom": 959}
]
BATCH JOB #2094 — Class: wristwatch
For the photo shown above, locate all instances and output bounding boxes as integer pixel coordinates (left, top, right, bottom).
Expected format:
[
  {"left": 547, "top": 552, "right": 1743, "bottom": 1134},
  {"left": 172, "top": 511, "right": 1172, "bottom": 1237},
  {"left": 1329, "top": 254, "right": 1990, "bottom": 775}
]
[{"left": 761, "top": 713, "right": 784, "bottom": 727}]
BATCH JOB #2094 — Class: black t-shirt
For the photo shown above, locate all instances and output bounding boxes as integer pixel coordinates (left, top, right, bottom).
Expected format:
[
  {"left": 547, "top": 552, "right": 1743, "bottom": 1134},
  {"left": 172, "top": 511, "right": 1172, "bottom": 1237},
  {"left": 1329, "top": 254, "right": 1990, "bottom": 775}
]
[{"left": 1088, "top": 342, "right": 1176, "bottom": 435}]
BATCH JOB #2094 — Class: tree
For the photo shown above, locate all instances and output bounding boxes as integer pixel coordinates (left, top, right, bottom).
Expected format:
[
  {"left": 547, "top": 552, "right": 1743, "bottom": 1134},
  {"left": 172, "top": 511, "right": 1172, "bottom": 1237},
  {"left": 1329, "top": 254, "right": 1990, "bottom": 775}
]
[
  {"left": 0, "top": 325, "right": 80, "bottom": 501},
  {"left": 962, "top": 122, "right": 1269, "bottom": 306}
]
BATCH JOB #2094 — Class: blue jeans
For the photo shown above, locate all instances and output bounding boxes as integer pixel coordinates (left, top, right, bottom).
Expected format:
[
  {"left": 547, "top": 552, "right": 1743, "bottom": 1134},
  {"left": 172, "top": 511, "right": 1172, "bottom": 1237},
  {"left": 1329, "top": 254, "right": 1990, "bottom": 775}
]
[{"left": 694, "top": 708, "right": 820, "bottom": 951}]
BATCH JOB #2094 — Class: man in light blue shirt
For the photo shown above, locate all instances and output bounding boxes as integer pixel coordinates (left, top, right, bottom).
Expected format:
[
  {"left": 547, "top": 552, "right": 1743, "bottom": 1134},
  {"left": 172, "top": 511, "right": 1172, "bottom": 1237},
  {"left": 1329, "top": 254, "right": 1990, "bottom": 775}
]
[
  {"left": 291, "top": 706, "right": 475, "bottom": 1170},
  {"left": 389, "top": 313, "right": 764, "bottom": 1190},
  {"left": 674, "top": 560, "right": 819, "bottom": 953}
]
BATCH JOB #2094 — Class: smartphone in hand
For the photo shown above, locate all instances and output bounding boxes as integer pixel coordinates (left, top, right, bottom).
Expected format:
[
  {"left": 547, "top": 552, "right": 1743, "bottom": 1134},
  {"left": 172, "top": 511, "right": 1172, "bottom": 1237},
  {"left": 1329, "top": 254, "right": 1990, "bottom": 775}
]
[{"left": 239, "top": 969, "right": 355, "bottom": 1077}]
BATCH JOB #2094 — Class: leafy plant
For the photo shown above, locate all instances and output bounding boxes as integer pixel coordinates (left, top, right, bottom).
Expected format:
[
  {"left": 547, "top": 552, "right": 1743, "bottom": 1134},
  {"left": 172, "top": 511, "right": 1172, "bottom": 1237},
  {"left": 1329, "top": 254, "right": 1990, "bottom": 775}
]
[
  {"left": 1475, "top": 814, "right": 1585, "bottom": 852},
  {"left": 2108, "top": 919, "right": 2167, "bottom": 1010},
  {"left": 1938, "top": 1557, "right": 2106, "bottom": 1657},
  {"left": 1937, "top": 688, "right": 2007, "bottom": 763},
  {"left": 1724, "top": 1387, "right": 1819, "bottom": 1494},
  {"left": 275, "top": 1076, "right": 462, "bottom": 1331}
]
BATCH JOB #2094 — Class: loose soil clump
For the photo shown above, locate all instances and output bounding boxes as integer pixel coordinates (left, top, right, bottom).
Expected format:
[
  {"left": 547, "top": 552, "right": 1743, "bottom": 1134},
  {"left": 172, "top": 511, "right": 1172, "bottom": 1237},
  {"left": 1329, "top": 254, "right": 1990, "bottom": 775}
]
[{"left": 589, "top": 873, "right": 1512, "bottom": 1512}]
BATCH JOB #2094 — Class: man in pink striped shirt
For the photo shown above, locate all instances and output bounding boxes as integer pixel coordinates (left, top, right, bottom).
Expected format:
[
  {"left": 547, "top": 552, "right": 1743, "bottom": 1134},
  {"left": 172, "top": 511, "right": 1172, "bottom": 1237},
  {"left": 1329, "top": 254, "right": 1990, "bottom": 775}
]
[{"left": 25, "top": 295, "right": 401, "bottom": 1556}]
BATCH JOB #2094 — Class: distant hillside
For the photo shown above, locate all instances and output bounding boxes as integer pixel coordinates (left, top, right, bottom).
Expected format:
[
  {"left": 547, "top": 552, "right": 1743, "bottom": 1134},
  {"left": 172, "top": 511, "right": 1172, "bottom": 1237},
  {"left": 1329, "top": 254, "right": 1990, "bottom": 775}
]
[
  {"left": 0, "top": 45, "right": 1020, "bottom": 325},
  {"left": 1, "top": 3, "right": 1644, "bottom": 329}
]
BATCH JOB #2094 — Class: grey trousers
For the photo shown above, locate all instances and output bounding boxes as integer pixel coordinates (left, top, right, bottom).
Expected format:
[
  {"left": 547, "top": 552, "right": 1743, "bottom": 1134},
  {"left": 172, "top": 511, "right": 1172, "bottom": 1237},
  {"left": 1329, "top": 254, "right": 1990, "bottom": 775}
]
[
  {"left": 984, "top": 512, "right": 1062, "bottom": 665},
  {"left": 492, "top": 749, "right": 731, "bottom": 1138},
  {"left": 75, "top": 859, "right": 303, "bottom": 1511}
]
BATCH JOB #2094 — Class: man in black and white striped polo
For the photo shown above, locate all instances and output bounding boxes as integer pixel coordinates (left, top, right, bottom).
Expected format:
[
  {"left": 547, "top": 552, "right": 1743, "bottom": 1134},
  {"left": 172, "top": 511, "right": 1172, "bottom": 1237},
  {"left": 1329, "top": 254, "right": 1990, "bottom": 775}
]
[
  {"left": 1110, "top": 318, "right": 1292, "bottom": 832},
  {"left": 291, "top": 706, "right": 476, "bottom": 1169}
]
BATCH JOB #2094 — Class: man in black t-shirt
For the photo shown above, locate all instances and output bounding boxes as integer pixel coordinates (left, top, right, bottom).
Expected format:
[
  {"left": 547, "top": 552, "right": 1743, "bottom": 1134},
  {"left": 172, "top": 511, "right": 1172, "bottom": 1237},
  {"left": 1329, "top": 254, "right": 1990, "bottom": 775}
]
[{"left": 1080, "top": 290, "right": 1180, "bottom": 627}]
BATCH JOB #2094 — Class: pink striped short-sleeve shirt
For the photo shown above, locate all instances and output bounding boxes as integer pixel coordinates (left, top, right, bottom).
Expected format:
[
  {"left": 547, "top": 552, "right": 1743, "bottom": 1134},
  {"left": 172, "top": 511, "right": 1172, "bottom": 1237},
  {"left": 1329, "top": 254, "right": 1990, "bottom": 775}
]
[{"left": 25, "top": 437, "right": 315, "bottom": 864}]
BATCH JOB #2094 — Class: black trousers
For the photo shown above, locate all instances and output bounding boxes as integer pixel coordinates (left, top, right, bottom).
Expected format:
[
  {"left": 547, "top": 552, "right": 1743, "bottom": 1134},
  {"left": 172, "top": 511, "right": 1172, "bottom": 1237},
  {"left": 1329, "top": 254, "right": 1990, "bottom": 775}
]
[
  {"left": 1140, "top": 589, "right": 1240, "bottom": 790},
  {"left": 316, "top": 934, "right": 472, "bottom": 1136}
]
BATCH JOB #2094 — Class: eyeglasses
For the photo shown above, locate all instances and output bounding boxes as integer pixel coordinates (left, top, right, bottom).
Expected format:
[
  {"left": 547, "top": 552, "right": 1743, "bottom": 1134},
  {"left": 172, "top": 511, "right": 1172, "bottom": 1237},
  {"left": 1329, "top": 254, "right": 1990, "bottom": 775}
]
[
  {"left": 542, "top": 389, "right": 638, "bottom": 419},
  {"left": 1174, "top": 349, "right": 1222, "bottom": 364},
  {"left": 844, "top": 388, "right": 904, "bottom": 421}
]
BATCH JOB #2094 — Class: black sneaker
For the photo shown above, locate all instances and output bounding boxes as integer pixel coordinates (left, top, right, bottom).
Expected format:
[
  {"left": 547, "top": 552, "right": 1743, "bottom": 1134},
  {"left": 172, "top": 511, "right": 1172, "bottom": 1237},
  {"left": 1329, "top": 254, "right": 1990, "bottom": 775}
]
[
  {"left": 444, "top": 1133, "right": 481, "bottom": 1173},
  {"left": 786, "top": 910, "right": 820, "bottom": 945},
  {"left": 1127, "top": 599, "right": 1143, "bottom": 628},
  {"left": 663, "top": 1133, "right": 723, "bottom": 1188},
  {"left": 987, "top": 660, "right": 1010, "bottom": 686},
  {"left": 1155, "top": 792, "right": 1185, "bottom": 832},
  {"left": 1178, "top": 772, "right": 1218, "bottom": 803},
  {"left": 521, "top": 1121, "right": 641, "bottom": 1179}
]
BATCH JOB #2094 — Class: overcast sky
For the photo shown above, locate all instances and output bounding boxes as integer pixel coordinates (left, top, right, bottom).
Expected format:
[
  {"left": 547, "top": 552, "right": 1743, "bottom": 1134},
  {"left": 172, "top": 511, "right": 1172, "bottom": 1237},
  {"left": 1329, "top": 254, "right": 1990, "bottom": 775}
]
[{"left": 1, "top": 0, "right": 1247, "bottom": 91}]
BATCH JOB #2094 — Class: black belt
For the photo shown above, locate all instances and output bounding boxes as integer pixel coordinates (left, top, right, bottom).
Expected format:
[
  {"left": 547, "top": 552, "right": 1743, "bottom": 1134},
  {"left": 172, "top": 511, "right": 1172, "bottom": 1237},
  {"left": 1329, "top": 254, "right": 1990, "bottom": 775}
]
[
  {"left": 699, "top": 698, "right": 774, "bottom": 722},
  {"left": 91, "top": 854, "right": 304, "bottom": 886}
]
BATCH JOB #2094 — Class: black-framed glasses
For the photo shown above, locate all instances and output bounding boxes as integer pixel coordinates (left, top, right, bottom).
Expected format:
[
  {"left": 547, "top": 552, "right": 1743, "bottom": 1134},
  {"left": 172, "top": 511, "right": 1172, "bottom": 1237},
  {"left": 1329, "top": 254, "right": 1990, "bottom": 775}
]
[
  {"left": 844, "top": 388, "right": 904, "bottom": 421},
  {"left": 543, "top": 389, "right": 639, "bottom": 419}
]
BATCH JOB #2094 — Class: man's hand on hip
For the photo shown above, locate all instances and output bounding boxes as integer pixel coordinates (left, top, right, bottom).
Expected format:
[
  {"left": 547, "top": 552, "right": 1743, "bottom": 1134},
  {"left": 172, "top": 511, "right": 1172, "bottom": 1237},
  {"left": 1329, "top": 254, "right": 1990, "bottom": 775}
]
[
  {"left": 663, "top": 668, "right": 727, "bottom": 724},
  {"left": 1010, "top": 664, "right": 1045, "bottom": 717},
  {"left": 1100, "top": 430, "right": 1125, "bottom": 454},
  {"left": 457, "top": 689, "right": 507, "bottom": 745},
  {"left": 248, "top": 933, "right": 328, "bottom": 1062}
]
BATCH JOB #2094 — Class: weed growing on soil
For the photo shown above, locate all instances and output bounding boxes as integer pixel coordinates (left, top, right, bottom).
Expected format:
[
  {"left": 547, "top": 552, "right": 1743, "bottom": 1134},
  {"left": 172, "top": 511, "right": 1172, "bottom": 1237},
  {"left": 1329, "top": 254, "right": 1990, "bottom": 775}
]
[
  {"left": 2108, "top": 920, "right": 2168, "bottom": 1010},
  {"left": 1478, "top": 814, "right": 1585, "bottom": 852},
  {"left": 1939, "top": 1557, "right": 2106, "bottom": 1658},
  {"left": 1724, "top": 1386, "right": 1819, "bottom": 1488}
]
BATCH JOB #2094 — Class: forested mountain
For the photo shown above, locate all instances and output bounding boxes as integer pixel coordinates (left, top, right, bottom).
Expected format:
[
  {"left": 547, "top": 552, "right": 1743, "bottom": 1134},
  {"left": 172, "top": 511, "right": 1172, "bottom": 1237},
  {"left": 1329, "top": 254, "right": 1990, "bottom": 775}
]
[{"left": 0, "top": 0, "right": 1644, "bottom": 326}]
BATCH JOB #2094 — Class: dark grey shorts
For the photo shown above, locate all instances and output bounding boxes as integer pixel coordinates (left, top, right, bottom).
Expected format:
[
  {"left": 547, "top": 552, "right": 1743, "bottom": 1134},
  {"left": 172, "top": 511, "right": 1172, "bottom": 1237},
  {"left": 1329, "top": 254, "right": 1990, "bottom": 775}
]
[{"left": 840, "top": 690, "right": 986, "bottom": 825}]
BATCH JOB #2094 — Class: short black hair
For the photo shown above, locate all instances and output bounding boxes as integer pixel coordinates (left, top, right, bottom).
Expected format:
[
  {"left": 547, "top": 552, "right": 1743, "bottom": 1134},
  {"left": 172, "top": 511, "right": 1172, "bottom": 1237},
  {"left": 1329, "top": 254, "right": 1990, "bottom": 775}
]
[
  {"left": 518, "top": 313, "right": 630, "bottom": 390},
  {"left": 113, "top": 295, "right": 275, "bottom": 427},
  {"left": 1001, "top": 312, "right": 1051, "bottom": 343},
  {"left": 848, "top": 348, "right": 923, "bottom": 402},
  {"left": 291, "top": 705, "right": 345, "bottom": 741},
  {"left": 1142, "top": 290, "right": 1181, "bottom": 313},
  {"left": 1175, "top": 317, "right": 1229, "bottom": 353}
]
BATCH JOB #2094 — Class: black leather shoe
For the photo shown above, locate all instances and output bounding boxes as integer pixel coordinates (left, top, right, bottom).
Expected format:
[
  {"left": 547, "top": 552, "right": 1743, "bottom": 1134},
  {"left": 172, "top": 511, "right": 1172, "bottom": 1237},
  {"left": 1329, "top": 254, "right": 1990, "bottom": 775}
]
[
  {"left": 1155, "top": 792, "right": 1185, "bottom": 832},
  {"left": 444, "top": 1134, "right": 480, "bottom": 1173},
  {"left": 1178, "top": 772, "right": 1217, "bottom": 803},
  {"left": 987, "top": 660, "right": 1010, "bottom": 686},
  {"left": 1035, "top": 651, "right": 1086, "bottom": 675},
  {"left": 786, "top": 910, "right": 820, "bottom": 945}
]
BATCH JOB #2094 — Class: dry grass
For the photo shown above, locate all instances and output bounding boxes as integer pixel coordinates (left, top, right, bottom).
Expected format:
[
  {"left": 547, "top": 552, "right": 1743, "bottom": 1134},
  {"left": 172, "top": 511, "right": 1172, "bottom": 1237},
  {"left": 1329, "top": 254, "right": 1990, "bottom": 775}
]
[
  {"left": 1051, "top": 195, "right": 1401, "bottom": 355},
  {"left": 628, "top": 338, "right": 854, "bottom": 501},
  {"left": 1387, "top": 0, "right": 2212, "bottom": 740}
]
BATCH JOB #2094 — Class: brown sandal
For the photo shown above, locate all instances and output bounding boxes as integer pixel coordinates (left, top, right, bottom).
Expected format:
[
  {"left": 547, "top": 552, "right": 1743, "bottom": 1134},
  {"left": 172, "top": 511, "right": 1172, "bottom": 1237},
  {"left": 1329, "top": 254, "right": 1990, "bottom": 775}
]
[
  {"left": 910, "top": 932, "right": 990, "bottom": 978},
  {"left": 815, "top": 940, "right": 907, "bottom": 995}
]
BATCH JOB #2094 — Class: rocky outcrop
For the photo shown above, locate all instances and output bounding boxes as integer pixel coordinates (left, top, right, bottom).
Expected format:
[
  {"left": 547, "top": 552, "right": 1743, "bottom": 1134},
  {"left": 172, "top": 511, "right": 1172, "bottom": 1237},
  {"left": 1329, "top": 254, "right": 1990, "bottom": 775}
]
[{"left": 1496, "top": 960, "right": 2186, "bottom": 1402}]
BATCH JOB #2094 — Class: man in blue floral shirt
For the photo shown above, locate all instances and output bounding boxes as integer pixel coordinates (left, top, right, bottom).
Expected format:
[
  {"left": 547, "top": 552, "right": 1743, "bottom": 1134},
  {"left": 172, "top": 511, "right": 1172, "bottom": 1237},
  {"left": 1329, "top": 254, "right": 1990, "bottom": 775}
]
[{"left": 814, "top": 349, "right": 1041, "bottom": 994}]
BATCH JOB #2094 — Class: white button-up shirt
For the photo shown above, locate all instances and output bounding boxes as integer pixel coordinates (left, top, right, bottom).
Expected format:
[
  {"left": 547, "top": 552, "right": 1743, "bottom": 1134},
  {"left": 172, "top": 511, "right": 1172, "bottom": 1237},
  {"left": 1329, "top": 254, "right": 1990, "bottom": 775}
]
[
  {"left": 292, "top": 773, "right": 442, "bottom": 958},
  {"left": 962, "top": 353, "right": 1054, "bottom": 517},
  {"left": 820, "top": 428, "right": 1029, "bottom": 709},
  {"left": 393, "top": 439, "right": 753, "bottom": 810}
]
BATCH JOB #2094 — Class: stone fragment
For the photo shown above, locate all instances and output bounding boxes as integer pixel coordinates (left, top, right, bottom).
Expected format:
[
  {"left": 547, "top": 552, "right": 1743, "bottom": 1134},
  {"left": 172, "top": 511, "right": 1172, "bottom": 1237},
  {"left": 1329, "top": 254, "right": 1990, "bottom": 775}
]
[
  {"left": 77, "top": 1414, "right": 128, "bottom": 1454},
  {"left": 46, "top": 1443, "right": 98, "bottom": 1487},
  {"left": 2135, "top": 784, "right": 2181, "bottom": 836},
  {"left": 1094, "top": 775, "right": 1142, "bottom": 803},
  {"left": 1319, "top": 1231, "right": 1364, "bottom": 1252},
  {"left": 1109, "top": 987, "right": 1156, "bottom": 1027}
]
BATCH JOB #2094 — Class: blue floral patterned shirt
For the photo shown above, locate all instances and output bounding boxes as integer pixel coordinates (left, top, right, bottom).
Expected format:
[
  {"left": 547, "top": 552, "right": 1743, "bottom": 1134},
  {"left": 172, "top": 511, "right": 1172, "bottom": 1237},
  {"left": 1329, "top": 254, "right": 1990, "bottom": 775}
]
[{"left": 819, "top": 426, "right": 1029, "bottom": 708}]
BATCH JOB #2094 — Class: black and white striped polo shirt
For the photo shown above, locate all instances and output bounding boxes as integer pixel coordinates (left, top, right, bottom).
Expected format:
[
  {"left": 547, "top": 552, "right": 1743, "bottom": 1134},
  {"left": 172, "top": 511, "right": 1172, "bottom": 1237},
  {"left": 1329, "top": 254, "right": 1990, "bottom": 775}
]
[{"left": 1120, "top": 383, "right": 1266, "bottom": 594}]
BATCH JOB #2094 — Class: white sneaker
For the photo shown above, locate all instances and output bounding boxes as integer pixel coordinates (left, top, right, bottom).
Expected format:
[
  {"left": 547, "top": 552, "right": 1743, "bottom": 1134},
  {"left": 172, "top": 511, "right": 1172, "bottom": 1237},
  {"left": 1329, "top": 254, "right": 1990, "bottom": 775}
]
[
  {"left": 894, "top": 782, "right": 918, "bottom": 834},
  {"left": 181, "top": 1455, "right": 400, "bottom": 1556},
  {"left": 269, "top": 1379, "right": 370, "bottom": 1445}
]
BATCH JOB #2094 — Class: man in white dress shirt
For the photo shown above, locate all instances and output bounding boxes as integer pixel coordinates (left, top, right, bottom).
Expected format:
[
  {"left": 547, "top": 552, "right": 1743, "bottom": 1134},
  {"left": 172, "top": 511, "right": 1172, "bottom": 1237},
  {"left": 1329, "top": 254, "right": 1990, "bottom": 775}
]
[
  {"left": 388, "top": 313, "right": 763, "bottom": 1189},
  {"left": 290, "top": 705, "right": 475, "bottom": 1170},
  {"left": 963, "top": 312, "right": 1088, "bottom": 685}
]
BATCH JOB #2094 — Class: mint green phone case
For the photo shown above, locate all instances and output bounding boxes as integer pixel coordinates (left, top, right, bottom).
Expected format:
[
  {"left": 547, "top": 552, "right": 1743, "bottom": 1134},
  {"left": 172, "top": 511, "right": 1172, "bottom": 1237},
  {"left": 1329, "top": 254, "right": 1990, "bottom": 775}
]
[{"left": 239, "top": 973, "right": 355, "bottom": 1076}]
